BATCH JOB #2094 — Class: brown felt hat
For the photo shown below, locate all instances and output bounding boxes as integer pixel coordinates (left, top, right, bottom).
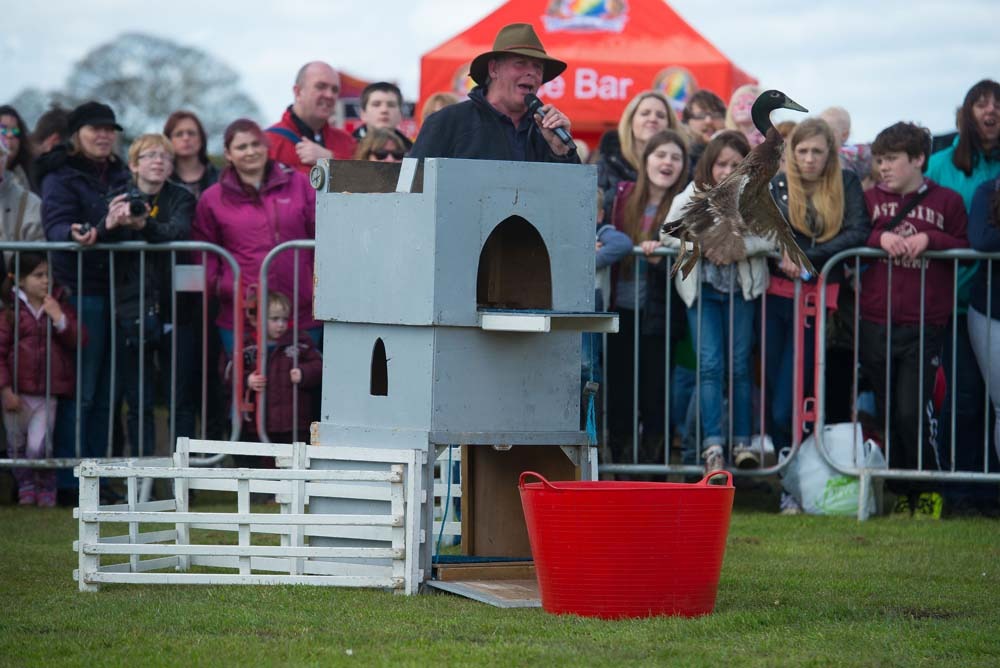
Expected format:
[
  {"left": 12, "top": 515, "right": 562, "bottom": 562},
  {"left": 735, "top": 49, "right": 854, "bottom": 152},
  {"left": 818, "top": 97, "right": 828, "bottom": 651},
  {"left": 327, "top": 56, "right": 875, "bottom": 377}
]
[{"left": 469, "top": 23, "right": 567, "bottom": 86}]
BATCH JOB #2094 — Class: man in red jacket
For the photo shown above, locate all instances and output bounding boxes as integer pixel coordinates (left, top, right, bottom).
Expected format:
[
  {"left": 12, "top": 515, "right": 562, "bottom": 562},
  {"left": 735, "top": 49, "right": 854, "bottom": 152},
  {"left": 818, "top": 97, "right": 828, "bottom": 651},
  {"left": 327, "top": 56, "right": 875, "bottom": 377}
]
[
  {"left": 859, "top": 121, "right": 968, "bottom": 517},
  {"left": 267, "top": 61, "right": 356, "bottom": 174}
]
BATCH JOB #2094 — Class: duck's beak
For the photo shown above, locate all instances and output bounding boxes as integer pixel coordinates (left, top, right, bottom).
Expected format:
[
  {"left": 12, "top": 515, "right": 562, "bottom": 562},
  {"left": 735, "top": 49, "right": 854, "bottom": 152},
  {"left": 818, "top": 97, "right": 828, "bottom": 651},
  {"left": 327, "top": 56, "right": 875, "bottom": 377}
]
[{"left": 782, "top": 96, "right": 808, "bottom": 113}]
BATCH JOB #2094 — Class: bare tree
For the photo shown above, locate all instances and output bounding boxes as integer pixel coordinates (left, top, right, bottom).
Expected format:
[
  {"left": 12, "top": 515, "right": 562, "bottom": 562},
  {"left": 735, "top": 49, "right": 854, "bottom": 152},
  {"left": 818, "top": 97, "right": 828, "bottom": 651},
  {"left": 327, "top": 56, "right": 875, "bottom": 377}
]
[{"left": 11, "top": 32, "right": 260, "bottom": 153}]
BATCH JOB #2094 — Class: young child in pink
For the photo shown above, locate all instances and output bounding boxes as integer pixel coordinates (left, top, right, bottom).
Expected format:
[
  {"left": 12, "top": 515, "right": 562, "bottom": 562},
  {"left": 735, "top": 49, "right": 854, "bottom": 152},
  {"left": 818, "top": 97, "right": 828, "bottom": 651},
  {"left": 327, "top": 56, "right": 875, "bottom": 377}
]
[{"left": 0, "top": 253, "right": 83, "bottom": 506}]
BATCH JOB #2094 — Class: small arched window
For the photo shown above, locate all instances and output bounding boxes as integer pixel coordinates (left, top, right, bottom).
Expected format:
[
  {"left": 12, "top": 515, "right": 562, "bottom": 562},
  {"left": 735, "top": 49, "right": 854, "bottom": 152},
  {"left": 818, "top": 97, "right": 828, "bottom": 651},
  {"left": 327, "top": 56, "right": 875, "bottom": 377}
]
[{"left": 370, "top": 338, "right": 388, "bottom": 396}]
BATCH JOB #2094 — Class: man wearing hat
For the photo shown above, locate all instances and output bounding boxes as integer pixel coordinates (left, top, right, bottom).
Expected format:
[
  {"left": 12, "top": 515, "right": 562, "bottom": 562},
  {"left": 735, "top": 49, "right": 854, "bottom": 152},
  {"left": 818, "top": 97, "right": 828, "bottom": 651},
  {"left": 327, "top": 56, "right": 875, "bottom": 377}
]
[{"left": 410, "top": 23, "right": 578, "bottom": 163}]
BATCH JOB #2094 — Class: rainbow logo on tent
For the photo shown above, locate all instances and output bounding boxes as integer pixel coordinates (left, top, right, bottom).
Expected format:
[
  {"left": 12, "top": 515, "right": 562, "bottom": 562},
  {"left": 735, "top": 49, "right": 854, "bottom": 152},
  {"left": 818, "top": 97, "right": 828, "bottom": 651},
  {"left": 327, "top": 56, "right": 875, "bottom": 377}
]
[
  {"left": 542, "top": 0, "right": 628, "bottom": 33},
  {"left": 652, "top": 67, "right": 698, "bottom": 113},
  {"left": 452, "top": 62, "right": 477, "bottom": 98}
]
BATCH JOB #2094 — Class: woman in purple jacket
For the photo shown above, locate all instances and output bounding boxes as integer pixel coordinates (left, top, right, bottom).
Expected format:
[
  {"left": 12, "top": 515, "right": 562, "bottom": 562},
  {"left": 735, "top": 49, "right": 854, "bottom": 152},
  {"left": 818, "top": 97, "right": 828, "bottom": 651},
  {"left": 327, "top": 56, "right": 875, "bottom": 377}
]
[{"left": 192, "top": 119, "right": 317, "bottom": 354}]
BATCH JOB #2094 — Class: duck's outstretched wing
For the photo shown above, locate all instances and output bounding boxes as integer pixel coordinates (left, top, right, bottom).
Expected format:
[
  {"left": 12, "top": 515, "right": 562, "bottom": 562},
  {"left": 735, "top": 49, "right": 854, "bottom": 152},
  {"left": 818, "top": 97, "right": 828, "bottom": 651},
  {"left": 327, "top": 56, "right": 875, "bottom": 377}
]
[
  {"left": 664, "top": 173, "right": 750, "bottom": 279},
  {"left": 741, "top": 190, "right": 817, "bottom": 276}
]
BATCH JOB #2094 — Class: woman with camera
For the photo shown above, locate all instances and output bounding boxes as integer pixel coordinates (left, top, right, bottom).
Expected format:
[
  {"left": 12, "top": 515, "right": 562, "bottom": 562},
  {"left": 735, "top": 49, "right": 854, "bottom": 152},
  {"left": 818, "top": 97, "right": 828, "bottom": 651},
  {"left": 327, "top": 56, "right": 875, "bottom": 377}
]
[
  {"left": 39, "top": 101, "right": 132, "bottom": 483},
  {"left": 104, "top": 133, "right": 195, "bottom": 455}
]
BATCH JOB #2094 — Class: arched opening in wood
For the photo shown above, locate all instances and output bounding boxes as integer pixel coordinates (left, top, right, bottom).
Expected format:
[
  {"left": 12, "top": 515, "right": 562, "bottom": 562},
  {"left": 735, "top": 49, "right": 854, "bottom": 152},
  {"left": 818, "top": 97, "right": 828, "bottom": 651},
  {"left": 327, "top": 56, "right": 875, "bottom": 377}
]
[{"left": 476, "top": 216, "right": 552, "bottom": 310}]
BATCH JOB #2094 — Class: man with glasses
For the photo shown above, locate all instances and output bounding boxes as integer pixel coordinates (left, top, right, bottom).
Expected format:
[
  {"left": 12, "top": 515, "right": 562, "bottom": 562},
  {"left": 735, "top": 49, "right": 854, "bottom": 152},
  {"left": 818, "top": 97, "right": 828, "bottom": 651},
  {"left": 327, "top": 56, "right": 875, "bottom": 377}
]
[
  {"left": 681, "top": 89, "right": 726, "bottom": 171},
  {"left": 267, "top": 61, "right": 356, "bottom": 174},
  {"left": 104, "top": 133, "right": 195, "bottom": 456}
]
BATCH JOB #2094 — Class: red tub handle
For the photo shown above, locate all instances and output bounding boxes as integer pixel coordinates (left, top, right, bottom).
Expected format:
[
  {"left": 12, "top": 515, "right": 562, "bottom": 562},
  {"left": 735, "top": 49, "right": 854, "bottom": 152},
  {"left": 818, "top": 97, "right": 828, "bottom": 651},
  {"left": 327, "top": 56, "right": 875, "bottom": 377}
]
[
  {"left": 519, "top": 471, "right": 558, "bottom": 491},
  {"left": 698, "top": 470, "right": 733, "bottom": 486}
]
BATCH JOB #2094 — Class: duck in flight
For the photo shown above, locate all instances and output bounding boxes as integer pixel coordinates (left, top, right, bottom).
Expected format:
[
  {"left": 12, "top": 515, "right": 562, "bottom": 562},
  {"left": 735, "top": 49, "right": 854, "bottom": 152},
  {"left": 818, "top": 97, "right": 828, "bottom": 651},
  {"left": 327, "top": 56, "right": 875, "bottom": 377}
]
[{"left": 664, "top": 90, "right": 813, "bottom": 279}]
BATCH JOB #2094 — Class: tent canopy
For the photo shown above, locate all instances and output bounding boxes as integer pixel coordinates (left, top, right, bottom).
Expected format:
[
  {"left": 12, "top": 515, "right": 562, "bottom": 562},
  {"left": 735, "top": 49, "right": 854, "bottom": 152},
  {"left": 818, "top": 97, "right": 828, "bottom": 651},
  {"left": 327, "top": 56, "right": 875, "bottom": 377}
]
[{"left": 419, "top": 0, "right": 756, "bottom": 145}]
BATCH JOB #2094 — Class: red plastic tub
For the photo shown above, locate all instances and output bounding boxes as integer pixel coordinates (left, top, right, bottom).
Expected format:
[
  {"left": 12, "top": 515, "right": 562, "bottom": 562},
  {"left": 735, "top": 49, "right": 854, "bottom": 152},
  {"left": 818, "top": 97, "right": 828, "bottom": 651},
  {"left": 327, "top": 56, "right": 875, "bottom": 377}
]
[{"left": 519, "top": 470, "right": 734, "bottom": 619}]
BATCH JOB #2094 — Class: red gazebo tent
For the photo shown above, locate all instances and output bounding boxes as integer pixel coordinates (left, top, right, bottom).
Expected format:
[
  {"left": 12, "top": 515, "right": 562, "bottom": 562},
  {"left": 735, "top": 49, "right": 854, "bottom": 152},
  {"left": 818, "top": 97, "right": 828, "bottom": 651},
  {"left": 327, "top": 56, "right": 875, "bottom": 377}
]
[{"left": 419, "top": 0, "right": 756, "bottom": 148}]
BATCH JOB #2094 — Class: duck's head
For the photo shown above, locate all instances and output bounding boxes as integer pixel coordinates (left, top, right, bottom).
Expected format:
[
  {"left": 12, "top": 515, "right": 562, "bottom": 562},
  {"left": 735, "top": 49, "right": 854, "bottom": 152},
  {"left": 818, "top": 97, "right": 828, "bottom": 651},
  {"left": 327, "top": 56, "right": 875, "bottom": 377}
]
[{"left": 751, "top": 90, "right": 808, "bottom": 136}]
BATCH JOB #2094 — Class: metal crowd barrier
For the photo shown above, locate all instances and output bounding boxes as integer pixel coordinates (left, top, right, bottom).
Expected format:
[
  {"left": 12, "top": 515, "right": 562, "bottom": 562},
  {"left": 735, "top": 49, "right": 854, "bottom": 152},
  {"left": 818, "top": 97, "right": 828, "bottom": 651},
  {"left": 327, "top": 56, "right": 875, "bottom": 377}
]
[
  {"left": 599, "top": 245, "right": 999, "bottom": 517},
  {"left": 0, "top": 241, "right": 246, "bottom": 471},
  {"left": 255, "top": 240, "right": 316, "bottom": 444},
  {"left": 598, "top": 245, "right": 806, "bottom": 478},
  {"left": 815, "top": 248, "right": 1000, "bottom": 518}
]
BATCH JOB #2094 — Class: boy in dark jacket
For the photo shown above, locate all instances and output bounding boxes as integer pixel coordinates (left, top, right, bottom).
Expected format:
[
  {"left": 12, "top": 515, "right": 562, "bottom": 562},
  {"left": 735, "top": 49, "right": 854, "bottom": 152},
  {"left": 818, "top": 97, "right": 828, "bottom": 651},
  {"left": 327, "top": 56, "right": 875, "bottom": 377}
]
[
  {"left": 245, "top": 291, "right": 322, "bottom": 443},
  {"left": 0, "top": 253, "right": 84, "bottom": 506},
  {"left": 859, "top": 122, "right": 969, "bottom": 517}
]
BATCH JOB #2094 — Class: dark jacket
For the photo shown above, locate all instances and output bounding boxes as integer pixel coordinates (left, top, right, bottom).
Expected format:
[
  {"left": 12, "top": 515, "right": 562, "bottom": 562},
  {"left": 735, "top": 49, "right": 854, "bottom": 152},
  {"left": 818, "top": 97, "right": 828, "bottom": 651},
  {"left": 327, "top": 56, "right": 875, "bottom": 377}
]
[
  {"left": 769, "top": 169, "right": 870, "bottom": 281},
  {"left": 239, "top": 331, "right": 322, "bottom": 435},
  {"left": 410, "top": 86, "right": 580, "bottom": 164},
  {"left": 860, "top": 178, "right": 968, "bottom": 326},
  {"left": 609, "top": 181, "right": 674, "bottom": 338},
  {"left": 596, "top": 130, "right": 636, "bottom": 217},
  {"left": 168, "top": 162, "right": 220, "bottom": 200},
  {"left": 0, "top": 286, "right": 84, "bottom": 397},
  {"left": 39, "top": 146, "right": 132, "bottom": 294},
  {"left": 105, "top": 180, "right": 196, "bottom": 324},
  {"left": 968, "top": 177, "right": 1000, "bottom": 318}
]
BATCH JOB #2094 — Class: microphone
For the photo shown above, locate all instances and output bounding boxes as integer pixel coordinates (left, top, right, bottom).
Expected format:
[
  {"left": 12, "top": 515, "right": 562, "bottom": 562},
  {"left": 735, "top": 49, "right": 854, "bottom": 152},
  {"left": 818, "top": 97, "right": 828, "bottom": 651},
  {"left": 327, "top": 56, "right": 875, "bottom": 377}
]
[{"left": 524, "top": 93, "right": 576, "bottom": 150}]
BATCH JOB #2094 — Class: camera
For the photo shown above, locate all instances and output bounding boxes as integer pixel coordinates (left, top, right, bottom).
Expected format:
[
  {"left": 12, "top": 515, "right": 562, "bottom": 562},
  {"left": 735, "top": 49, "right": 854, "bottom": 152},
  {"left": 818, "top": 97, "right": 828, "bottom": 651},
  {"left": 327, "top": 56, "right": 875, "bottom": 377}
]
[
  {"left": 125, "top": 187, "right": 147, "bottom": 217},
  {"left": 78, "top": 222, "right": 93, "bottom": 235}
]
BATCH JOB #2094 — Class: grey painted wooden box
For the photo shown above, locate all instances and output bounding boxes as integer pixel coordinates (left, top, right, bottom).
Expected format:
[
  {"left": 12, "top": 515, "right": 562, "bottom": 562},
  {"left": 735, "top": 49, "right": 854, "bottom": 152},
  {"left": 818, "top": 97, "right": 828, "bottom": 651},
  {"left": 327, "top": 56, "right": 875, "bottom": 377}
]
[{"left": 312, "top": 157, "right": 615, "bottom": 450}]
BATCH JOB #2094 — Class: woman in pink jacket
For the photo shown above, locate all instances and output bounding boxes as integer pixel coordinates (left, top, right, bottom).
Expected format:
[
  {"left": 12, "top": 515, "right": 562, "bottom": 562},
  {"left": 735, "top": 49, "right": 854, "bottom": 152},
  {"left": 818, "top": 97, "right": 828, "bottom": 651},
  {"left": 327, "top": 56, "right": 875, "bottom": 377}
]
[{"left": 192, "top": 118, "right": 317, "bottom": 354}]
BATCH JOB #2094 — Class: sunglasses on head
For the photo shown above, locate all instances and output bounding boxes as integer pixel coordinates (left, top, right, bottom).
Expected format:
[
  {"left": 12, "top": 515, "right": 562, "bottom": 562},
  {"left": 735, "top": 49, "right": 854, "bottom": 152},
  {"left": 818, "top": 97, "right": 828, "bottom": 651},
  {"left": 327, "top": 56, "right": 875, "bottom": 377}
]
[
  {"left": 372, "top": 149, "right": 406, "bottom": 160},
  {"left": 0, "top": 125, "right": 21, "bottom": 137}
]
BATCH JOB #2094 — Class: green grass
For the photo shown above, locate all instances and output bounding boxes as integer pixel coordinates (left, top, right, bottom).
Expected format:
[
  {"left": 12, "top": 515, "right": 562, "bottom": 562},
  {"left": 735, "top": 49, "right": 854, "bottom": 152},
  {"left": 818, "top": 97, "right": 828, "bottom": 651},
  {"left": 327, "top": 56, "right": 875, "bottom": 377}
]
[{"left": 1, "top": 498, "right": 998, "bottom": 667}]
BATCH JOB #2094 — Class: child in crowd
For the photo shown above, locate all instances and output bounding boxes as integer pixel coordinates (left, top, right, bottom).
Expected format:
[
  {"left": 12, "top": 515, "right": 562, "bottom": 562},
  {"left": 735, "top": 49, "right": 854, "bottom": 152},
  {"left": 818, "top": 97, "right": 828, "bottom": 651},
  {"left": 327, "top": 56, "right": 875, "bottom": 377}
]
[
  {"left": 663, "top": 130, "right": 764, "bottom": 473},
  {"left": 245, "top": 291, "right": 322, "bottom": 443},
  {"left": 605, "top": 130, "right": 689, "bottom": 465},
  {"left": 859, "top": 122, "right": 968, "bottom": 518},
  {"left": 0, "top": 253, "right": 83, "bottom": 506}
]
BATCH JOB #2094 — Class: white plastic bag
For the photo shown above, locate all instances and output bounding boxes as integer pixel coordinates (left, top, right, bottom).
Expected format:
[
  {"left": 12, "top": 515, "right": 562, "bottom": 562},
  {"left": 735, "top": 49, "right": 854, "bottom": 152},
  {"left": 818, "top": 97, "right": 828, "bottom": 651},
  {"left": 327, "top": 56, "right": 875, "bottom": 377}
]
[{"left": 779, "top": 423, "right": 886, "bottom": 516}]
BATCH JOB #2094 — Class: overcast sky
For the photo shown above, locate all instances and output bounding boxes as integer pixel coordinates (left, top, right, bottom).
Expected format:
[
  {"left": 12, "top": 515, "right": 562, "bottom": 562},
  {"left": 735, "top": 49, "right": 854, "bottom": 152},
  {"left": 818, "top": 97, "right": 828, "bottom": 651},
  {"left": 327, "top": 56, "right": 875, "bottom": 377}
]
[{"left": 3, "top": 0, "right": 998, "bottom": 143}]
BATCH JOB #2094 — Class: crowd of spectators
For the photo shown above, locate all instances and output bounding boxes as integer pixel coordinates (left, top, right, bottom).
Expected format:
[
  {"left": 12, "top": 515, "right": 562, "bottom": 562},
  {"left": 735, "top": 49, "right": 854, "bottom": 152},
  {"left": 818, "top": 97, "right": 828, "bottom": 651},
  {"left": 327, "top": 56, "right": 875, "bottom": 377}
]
[{"left": 0, "top": 60, "right": 997, "bottom": 516}]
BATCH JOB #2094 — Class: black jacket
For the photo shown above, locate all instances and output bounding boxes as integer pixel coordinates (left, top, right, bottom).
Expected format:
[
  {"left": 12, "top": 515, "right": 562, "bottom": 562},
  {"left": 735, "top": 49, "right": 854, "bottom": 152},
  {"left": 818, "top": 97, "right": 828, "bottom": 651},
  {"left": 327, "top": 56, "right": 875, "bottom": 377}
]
[
  {"left": 410, "top": 86, "right": 579, "bottom": 164},
  {"left": 39, "top": 146, "right": 132, "bottom": 293},
  {"left": 596, "top": 131, "right": 636, "bottom": 209},
  {"left": 769, "top": 169, "right": 869, "bottom": 281},
  {"left": 105, "top": 180, "right": 195, "bottom": 324}
]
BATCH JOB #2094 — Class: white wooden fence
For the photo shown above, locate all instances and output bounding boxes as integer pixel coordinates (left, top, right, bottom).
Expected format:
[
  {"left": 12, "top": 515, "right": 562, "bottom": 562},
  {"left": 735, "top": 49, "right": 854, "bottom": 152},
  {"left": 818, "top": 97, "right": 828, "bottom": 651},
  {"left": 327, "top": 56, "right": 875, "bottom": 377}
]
[
  {"left": 74, "top": 439, "right": 426, "bottom": 594},
  {"left": 433, "top": 445, "right": 462, "bottom": 549}
]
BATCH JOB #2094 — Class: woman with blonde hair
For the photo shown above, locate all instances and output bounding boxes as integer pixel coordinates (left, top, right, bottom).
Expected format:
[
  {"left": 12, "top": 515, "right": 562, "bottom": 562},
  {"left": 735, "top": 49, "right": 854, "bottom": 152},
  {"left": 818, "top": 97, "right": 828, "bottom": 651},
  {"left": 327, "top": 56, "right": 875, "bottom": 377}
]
[
  {"left": 597, "top": 91, "right": 679, "bottom": 210},
  {"left": 353, "top": 127, "right": 407, "bottom": 162},
  {"left": 765, "top": 118, "right": 868, "bottom": 508},
  {"left": 420, "top": 92, "right": 460, "bottom": 125}
]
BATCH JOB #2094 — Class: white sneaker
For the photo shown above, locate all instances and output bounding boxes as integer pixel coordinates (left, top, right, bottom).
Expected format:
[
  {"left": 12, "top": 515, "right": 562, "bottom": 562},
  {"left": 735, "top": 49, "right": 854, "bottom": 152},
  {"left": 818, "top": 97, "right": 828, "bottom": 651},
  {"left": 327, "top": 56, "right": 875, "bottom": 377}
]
[
  {"left": 702, "top": 445, "right": 725, "bottom": 475},
  {"left": 733, "top": 445, "right": 760, "bottom": 469},
  {"left": 779, "top": 492, "right": 803, "bottom": 515}
]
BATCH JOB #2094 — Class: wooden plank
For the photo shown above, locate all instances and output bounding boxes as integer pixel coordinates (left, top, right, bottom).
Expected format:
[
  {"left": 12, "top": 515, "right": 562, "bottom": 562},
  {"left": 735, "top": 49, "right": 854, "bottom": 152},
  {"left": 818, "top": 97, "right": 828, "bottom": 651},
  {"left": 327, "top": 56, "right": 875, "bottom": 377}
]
[
  {"left": 80, "top": 466, "right": 400, "bottom": 483},
  {"left": 83, "top": 572, "right": 403, "bottom": 588},
  {"left": 426, "top": 579, "right": 541, "bottom": 608},
  {"left": 83, "top": 543, "right": 403, "bottom": 559},
  {"left": 79, "top": 511, "right": 403, "bottom": 526},
  {"left": 434, "top": 562, "right": 536, "bottom": 582}
]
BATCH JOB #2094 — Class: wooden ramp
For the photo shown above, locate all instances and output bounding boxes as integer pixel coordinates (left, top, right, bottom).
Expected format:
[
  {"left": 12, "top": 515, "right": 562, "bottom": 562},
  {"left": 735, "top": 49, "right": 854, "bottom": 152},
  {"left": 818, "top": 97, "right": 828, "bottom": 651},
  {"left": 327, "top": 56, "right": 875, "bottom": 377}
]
[{"left": 428, "top": 560, "right": 540, "bottom": 608}]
